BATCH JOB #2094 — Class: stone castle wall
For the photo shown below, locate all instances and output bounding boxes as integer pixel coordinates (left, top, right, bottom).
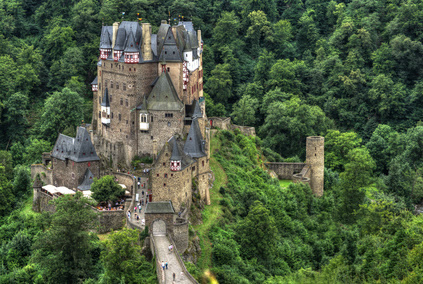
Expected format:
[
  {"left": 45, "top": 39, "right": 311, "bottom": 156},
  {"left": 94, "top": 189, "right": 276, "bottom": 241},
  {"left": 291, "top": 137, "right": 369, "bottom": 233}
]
[
  {"left": 266, "top": 163, "right": 306, "bottom": 179},
  {"left": 32, "top": 188, "right": 56, "bottom": 212},
  {"left": 31, "top": 164, "right": 53, "bottom": 185},
  {"left": 97, "top": 209, "right": 126, "bottom": 233},
  {"left": 52, "top": 159, "right": 100, "bottom": 189},
  {"left": 137, "top": 109, "right": 185, "bottom": 158},
  {"left": 172, "top": 218, "right": 189, "bottom": 253},
  {"left": 150, "top": 144, "right": 192, "bottom": 213},
  {"left": 145, "top": 213, "right": 174, "bottom": 236}
]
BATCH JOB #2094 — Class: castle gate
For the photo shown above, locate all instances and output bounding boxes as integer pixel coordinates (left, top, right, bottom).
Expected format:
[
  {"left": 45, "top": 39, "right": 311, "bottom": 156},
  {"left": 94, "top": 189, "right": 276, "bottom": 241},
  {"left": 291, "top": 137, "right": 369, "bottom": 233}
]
[{"left": 152, "top": 220, "right": 166, "bottom": 236}]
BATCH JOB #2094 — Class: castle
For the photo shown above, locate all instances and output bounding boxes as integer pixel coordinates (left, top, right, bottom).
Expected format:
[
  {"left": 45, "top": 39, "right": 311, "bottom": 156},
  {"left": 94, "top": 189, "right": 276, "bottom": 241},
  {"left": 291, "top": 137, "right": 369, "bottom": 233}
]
[{"left": 32, "top": 20, "right": 210, "bottom": 219}]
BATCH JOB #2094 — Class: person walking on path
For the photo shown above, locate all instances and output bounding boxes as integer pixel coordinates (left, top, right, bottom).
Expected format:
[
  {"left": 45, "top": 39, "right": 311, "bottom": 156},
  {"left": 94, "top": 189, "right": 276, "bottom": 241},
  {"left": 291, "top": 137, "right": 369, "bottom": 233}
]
[
  {"left": 165, "top": 261, "right": 168, "bottom": 269},
  {"left": 161, "top": 261, "right": 165, "bottom": 270},
  {"left": 173, "top": 273, "right": 176, "bottom": 281},
  {"left": 138, "top": 203, "right": 141, "bottom": 212}
]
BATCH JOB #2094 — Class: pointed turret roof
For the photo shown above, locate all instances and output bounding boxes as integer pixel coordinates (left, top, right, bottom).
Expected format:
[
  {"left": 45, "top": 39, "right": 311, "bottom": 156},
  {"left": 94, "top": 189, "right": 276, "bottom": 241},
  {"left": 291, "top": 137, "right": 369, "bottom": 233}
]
[
  {"left": 101, "top": 88, "right": 110, "bottom": 107},
  {"left": 124, "top": 28, "right": 139, "bottom": 52},
  {"left": 171, "top": 138, "right": 182, "bottom": 160},
  {"left": 192, "top": 100, "right": 202, "bottom": 118},
  {"left": 77, "top": 168, "right": 94, "bottom": 191},
  {"left": 100, "top": 26, "right": 113, "bottom": 49},
  {"left": 184, "top": 118, "right": 206, "bottom": 158},
  {"left": 147, "top": 72, "right": 183, "bottom": 111},
  {"left": 91, "top": 76, "right": 98, "bottom": 85}
]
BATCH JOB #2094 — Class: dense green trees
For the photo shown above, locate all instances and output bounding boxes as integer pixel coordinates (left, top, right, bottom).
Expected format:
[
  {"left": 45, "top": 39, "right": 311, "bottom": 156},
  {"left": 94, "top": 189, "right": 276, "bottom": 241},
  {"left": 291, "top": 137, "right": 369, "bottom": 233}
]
[
  {"left": 91, "top": 175, "right": 125, "bottom": 203},
  {"left": 31, "top": 192, "right": 99, "bottom": 283},
  {"left": 101, "top": 228, "right": 156, "bottom": 283}
]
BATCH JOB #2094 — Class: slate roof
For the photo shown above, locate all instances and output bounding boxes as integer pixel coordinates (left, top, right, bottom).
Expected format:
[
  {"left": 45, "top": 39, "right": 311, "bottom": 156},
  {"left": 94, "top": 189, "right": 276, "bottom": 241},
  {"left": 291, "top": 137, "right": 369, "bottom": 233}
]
[
  {"left": 91, "top": 76, "right": 98, "bottom": 85},
  {"left": 145, "top": 201, "right": 175, "bottom": 214},
  {"left": 77, "top": 168, "right": 94, "bottom": 191},
  {"left": 124, "top": 29, "right": 139, "bottom": 52},
  {"left": 101, "top": 88, "right": 110, "bottom": 107},
  {"left": 100, "top": 26, "right": 113, "bottom": 49},
  {"left": 184, "top": 118, "right": 206, "bottom": 158},
  {"left": 192, "top": 100, "right": 203, "bottom": 118},
  {"left": 157, "top": 23, "right": 171, "bottom": 55},
  {"left": 51, "top": 127, "right": 100, "bottom": 162},
  {"left": 137, "top": 95, "right": 148, "bottom": 112},
  {"left": 147, "top": 72, "right": 184, "bottom": 111},
  {"left": 170, "top": 138, "right": 182, "bottom": 160}
]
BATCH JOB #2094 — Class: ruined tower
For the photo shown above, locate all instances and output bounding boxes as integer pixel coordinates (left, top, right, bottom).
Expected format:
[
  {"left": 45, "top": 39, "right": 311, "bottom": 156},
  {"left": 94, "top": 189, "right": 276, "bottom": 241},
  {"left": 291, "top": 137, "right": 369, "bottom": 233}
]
[{"left": 306, "top": 136, "right": 324, "bottom": 197}]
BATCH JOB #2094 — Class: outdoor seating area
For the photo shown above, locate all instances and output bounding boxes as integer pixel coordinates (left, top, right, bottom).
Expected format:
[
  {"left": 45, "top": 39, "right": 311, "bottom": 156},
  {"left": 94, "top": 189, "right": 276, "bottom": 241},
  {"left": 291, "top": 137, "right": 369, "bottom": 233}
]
[
  {"left": 95, "top": 198, "right": 126, "bottom": 211},
  {"left": 41, "top": 185, "right": 76, "bottom": 197}
]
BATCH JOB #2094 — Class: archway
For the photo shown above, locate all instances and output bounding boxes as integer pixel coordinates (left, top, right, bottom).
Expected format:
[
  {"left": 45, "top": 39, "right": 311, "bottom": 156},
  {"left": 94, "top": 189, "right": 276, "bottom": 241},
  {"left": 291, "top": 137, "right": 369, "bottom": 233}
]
[{"left": 152, "top": 219, "right": 166, "bottom": 236}]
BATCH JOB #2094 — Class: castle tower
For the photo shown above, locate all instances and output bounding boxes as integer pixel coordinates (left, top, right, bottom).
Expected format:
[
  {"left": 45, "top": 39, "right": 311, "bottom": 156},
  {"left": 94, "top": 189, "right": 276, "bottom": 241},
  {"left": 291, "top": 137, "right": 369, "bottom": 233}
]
[{"left": 306, "top": 136, "right": 324, "bottom": 197}]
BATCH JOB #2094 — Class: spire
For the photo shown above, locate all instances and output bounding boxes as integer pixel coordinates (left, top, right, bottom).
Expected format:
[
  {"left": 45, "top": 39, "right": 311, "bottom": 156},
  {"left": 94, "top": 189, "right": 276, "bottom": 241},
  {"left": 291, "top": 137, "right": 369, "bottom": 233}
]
[
  {"left": 140, "top": 95, "right": 148, "bottom": 112},
  {"left": 171, "top": 138, "right": 182, "bottom": 161},
  {"left": 192, "top": 100, "right": 202, "bottom": 118},
  {"left": 124, "top": 27, "right": 139, "bottom": 52},
  {"left": 101, "top": 88, "right": 110, "bottom": 107}
]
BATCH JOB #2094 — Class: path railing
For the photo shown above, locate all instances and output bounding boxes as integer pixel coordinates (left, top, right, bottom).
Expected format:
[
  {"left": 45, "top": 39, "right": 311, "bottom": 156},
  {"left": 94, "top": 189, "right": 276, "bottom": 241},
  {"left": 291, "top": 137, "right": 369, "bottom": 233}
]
[
  {"left": 167, "top": 234, "right": 199, "bottom": 284},
  {"left": 150, "top": 234, "right": 166, "bottom": 284}
]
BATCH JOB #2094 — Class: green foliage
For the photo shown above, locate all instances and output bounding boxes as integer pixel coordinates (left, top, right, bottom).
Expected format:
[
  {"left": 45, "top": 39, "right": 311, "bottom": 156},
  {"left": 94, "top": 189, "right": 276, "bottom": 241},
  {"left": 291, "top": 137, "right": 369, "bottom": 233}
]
[
  {"left": 325, "top": 129, "right": 362, "bottom": 172},
  {"left": 260, "top": 97, "right": 333, "bottom": 158},
  {"left": 23, "top": 139, "right": 51, "bottom": 165},
  {"left": 231, "top": 94, "right": 258, "bottom": 126},
  {"left": 31, "top": 192, "right": 99, "bottom": 283},
  {"left": 101, "top": 228, "right": 156, "bottom": 284},
  {"left": 13, "top": 166, "right": 31, "bottom": 199},
  {"left": 38, "top": 88, "right": 84, "bottom": 143},
  {"left": 91, "top": 175, "right": 125, "bottom": 203}
]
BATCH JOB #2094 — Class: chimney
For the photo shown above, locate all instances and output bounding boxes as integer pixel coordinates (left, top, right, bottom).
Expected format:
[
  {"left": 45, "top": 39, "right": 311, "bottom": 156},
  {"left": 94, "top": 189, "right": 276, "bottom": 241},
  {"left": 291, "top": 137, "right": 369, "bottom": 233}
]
[
  {"left": 141, "top": 23, "right": 153, "bottom": 61},
  {"left": 197, "top": 30, "right": 202, "bottom": 48},
  {"left": 112, "top": 22, "right": 119, "bottom": 52}
]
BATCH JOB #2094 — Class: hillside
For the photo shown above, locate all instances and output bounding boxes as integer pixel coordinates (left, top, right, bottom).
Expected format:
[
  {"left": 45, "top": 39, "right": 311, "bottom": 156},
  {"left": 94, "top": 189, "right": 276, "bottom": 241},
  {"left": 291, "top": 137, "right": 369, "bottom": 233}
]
[
  {"left": 1, "top": 0, "right": 423, "bottom": 283},
  {"left": 188, "top": 129, "right": 423, "bottom": 283}
]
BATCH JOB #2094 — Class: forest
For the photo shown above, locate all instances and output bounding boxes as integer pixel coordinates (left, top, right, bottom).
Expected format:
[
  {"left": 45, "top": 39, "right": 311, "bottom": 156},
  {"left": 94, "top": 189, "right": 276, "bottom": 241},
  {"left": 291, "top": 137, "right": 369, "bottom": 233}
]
[{"left": 2, "top": 0, "right": 423, "bottom": 283}]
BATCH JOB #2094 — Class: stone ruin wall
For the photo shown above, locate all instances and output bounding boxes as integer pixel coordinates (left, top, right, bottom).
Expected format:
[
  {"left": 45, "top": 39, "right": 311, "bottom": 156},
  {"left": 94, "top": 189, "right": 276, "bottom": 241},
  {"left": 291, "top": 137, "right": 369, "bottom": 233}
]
[{"left": 31, "top": 164, "right": 53, "bottom": 185}]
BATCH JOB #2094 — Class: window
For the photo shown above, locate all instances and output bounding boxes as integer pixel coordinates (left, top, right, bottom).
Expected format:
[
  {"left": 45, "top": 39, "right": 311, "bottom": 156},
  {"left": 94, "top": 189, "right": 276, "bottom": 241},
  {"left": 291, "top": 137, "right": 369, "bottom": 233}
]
[
  {"left": 171, "top": 174, "right": 173, "bottom": 177},
  {"left": 134, "top": 68, "right": 136, "bottom": 71},
  {"left": 125, "top": 99, "right": 128, "bottom": 107},
  {"left": 165, "top": 113, "right": 173, "bottom": 118},
  {"left": 99, "top": 82, "right": 101, "bottom": 90},
  {"left": 151, "top": 116, "right": 154, "bottom": 122},
  {"left": 192, "top": 166, "right": 195, "bottom": 171},
  {"left": 157, "top": 174, "right": 159, "bottom": 177},
  {"left": 168, "top": 122, "right": 171, "bottom": 127},
  {"left": 116, "top": 83, "right": 119, "bottom": 89},
  {"left": 165, "top": 51, "right": 167, "bottom": 54},
  {"left": 164, "top": 174, "right": 168, "bottom": 178},
  {"left": 120, "top": 98, "right": 123, "bottom": 105},
  {"left": 129, "top": 68, "right": 132, "bottom": 71},
  {"left": 111, "top": 81, "right": 113, "bottom": 88},
  {"left": 110, "top": 95, "right": 112, "bottom": 102},
  {"left": 111, "top": 63, "right": 113, "bottom": 68},
  {"left": 98, "top": 111, "right": 101, "bottom": 118},
  {"left": 105, "top": 80, "right": 108, "bottom": 88},
  {"left": 119, "top": 113, "right": 121, "bottom": 121},
  {"left": 163, "top": 183, "right": 166, "bottom": 187},
  {"left": 123, "top": 83, "right": 126, "bottom": 90},
  {"left": 99, "top": 97, "right": 101, "bottom": 104},
  {"left": 130, "top": 55, "right": 133, "bottom": 59},
  {"left": 111, "top": 112, "right": 114, "bottom": 119},
  {"left": 163, "top": 162, "right": 165, "bottom": 166},
  {"left": 202, "top": 161, "right": 205, "bottom": 167},
  {"left": 151, "top": 136, "right": 153, "bottom": 140}
]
